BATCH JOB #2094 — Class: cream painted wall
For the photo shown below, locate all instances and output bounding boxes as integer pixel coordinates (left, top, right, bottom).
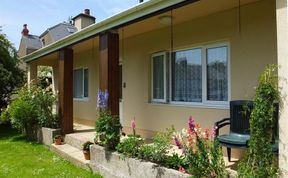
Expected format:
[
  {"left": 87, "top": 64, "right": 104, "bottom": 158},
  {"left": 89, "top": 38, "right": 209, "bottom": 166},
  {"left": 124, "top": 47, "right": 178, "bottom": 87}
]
[
  {"left": 73, "top": 43, "right": 99, "bottom": 123},
  {"left": 121, "top": 0, "right": 277, "bottom": 135},
  {"left": 276, "top": 0, "right": 288, "bottom": 176}
]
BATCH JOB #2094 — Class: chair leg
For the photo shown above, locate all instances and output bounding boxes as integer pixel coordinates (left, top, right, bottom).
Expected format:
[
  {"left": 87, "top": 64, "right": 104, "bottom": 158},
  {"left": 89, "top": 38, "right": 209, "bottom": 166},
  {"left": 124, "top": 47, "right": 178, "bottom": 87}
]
[{"left": 227, "top": 147, "right": 231, "bottom": 162}]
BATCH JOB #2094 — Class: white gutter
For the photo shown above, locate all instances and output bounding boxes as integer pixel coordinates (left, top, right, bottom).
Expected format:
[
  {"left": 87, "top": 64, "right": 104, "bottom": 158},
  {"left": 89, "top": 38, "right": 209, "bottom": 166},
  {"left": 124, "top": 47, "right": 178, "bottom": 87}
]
[{"left": 22, "top": 0, "right": 191, "bottom": 62}]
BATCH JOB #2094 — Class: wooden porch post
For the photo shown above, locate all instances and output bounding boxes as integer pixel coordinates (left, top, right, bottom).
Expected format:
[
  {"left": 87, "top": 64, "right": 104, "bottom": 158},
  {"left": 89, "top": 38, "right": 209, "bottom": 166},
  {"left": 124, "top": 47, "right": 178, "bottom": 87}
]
[
  {"left": 58, "top": 48, "right": 73, "bottom": 134},
  {"left": 276, "top": 0, "right": 288, "bottom": 176},
  {"left": 99, "top": 31, "right": 119, "bottom": 116}
]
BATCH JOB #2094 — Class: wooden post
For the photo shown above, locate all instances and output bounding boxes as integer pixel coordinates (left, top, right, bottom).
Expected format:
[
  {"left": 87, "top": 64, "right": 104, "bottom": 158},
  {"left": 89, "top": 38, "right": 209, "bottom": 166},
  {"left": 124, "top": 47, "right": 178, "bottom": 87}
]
[
  {"left": 58, "top": 48, "right": 73, "bottom": 134},
  {"left": 99, "top": 31, "right": 119, "bottom": 116}
]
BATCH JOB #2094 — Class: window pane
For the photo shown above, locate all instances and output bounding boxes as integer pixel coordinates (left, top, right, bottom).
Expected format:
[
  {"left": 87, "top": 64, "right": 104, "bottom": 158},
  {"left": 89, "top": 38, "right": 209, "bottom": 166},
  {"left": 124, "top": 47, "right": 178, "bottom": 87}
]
[
  {"left": 172, "top": 49, "right": 202, "bottom": 102},
  {"left": 84, "top": 69, "right": 89, "bottom": 98},
  {"left": 207, "top": 46, "right": 228, "bottom": 101},
  {"left": 153, "top": 55, "right": 164, "bottom": 100},
  {"left": 73, "top": 69, "right": 83, "bottom": 98}
]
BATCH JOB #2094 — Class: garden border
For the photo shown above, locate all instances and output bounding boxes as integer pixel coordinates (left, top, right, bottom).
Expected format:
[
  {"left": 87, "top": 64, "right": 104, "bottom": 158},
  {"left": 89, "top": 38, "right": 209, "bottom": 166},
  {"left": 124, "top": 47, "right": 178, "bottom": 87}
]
[{"left": 90, "top": 144, "right": 237, "bottom": 178}]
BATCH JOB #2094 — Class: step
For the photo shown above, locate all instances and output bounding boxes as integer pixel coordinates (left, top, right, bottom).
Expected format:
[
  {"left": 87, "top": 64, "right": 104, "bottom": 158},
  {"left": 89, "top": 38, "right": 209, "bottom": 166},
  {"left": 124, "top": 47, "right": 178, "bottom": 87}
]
[
  {"left": 65, "top": 131, "right": 96, "bottom": 150},
  {"left": 50, "top": 143, "right": 91, "bottom": 171}
]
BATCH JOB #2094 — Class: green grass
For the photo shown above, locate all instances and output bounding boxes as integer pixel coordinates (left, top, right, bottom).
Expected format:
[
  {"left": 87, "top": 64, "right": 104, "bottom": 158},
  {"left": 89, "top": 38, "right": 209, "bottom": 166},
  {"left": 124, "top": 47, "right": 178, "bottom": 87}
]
[{"left": 0, "top": 124, "right": 102, "bottom": 178}]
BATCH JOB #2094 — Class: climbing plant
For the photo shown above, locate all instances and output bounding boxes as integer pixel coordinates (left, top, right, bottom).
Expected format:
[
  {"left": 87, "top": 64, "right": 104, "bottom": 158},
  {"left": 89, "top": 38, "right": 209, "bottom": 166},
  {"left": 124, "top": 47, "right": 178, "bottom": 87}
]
[{"left": 238, "top": 65, "right": 279, "bottom": 177}]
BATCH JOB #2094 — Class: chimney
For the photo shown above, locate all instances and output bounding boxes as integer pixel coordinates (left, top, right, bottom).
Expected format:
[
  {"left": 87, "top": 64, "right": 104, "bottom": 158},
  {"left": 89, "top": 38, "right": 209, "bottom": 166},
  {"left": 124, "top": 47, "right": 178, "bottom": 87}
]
[
  {"left": 72, "top": 9, "right": 96, "bottom": 30},
  {"left": 21, "top": 24, "right": 29, "bottom": 36},
  {"left": 139, "top": 0, "right": 144, "bottom": 3},
  {"left": 84, "top": 9, "right": 90, "bottom": 16}
]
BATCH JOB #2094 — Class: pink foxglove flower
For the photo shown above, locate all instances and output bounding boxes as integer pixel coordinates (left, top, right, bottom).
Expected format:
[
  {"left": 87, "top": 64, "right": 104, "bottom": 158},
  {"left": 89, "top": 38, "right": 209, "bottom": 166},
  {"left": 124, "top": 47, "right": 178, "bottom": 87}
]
[
  {"left": 131, "top": 118, "right": 136, "bottom": 136},
  {"left": 188, "top": 116, "right": 195, "bottom": 133},
  {"left": 174, "top": 136, "right": 183, "bottom": 149},
  {"left": 211, "top": 126, "right": 218, "bottom": 139}
]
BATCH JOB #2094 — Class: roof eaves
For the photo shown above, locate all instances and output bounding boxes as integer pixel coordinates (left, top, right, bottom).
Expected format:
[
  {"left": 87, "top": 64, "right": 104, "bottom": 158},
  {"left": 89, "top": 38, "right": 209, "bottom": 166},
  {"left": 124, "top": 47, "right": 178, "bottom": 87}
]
[{"left": 22, "top": 0, "right": 194, "bottom": 62}]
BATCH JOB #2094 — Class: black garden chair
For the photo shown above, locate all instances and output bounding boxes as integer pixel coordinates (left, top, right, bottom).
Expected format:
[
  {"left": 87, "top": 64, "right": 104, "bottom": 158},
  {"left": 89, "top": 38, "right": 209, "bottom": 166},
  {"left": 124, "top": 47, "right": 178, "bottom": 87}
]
[
  {"left": 215, "top": 100, "right": 253, "bottom": 162},
  {"left": 215, "top": 100, "right": 279, "bottom": 161}
]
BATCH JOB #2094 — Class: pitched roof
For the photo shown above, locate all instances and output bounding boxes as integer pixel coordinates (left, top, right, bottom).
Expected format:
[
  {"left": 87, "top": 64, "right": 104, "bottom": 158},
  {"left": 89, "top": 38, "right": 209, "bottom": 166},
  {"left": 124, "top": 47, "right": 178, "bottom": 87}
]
[
  {"left": 40, "top": 22, "right": 78, "bottom": 42},
  {"left": 72, "top": 13, "right": 96, "bottom": 21},
  {"left": 26, "top": 34, "right": 42, "bottom": 50}
]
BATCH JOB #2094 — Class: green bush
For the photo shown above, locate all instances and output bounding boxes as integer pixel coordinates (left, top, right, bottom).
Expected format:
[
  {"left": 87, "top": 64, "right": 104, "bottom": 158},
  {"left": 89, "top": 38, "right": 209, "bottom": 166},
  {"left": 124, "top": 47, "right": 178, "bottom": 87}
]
[
  {"left": 1, "top": 84, "right": 59, "bottom": 140},
  {"left": 116, "top": 136, "right": 143, "bottom": 157},
  {"left": 137, "top": 127, "right": 174, "bottom": 165},
  {"left": 95, "top": 110, "right": 122, "bottom": 150},
  {"left": 238, "top": 65, "right": 279, "bottom": 177},
  {"left": 163, "top": 153, "right": 185, "bottom": 170}
]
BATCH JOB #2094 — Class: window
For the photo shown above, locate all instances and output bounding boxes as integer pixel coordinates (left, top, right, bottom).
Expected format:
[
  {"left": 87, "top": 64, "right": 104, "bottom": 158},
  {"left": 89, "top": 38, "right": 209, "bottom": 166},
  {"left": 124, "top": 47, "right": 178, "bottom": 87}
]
[
  {"left": 172, "top": 48, "right": 202, "bottom": 102},
  {"left": 151, "top": 43, "right": 229, "bottom": 106},
  {"left": 67, "top": 27, "right": 76, "bottom": 33},
  {"left": 206, "top": 46, "right": 228, "bottom": 101},
  {"left": 151, "top": 52, "right": 166, "bottom": 102},
  {"left": 73, "top": 68, "right": 89, "bottom": 99}
]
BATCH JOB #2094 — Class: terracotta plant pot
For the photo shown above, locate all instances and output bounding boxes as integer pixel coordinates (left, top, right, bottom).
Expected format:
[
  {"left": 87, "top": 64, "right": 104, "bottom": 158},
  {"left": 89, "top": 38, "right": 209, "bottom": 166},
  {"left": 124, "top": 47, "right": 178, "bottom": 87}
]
[
  {"left": 54, "top": 138, "right": 62, "bottom": 145},
  {"left": 83, "top": 150, "right": 90, "bottom": 160}
]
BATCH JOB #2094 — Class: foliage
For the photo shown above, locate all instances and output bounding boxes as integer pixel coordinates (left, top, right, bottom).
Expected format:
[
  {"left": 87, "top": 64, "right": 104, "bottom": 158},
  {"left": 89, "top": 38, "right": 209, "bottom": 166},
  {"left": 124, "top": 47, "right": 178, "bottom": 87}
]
[
  {"left": 37, "top": 66, "right": 53, "bottom": 89},
  {"left": 95, "top": 110, "right": 122, "bottom": 150},
  {"left": 238, "top": 65, "right": 279, "bottom": 178},
  {"left": 82, "top": 141, "right": 93, "bottom": 151},
  {"left": 163, "top": 153, "right": 186, "bottom": 170},
  {"left": 0, "top": 32, "right": 24, "bottom": 110},
  {"left": 0, "top": 125, "right": 102, "bottom": 178},
  {"left": 173, "top": 117, "right": 227, "bottom": 177},
  {"left": 116, "top": 136, "right": 143, "bottom": 157},
  {"left": 137, "top": 127, "right": 174, "bottom": 165},
  {"left": 1, "top": 84, "right": 59, "bottom": 140}
]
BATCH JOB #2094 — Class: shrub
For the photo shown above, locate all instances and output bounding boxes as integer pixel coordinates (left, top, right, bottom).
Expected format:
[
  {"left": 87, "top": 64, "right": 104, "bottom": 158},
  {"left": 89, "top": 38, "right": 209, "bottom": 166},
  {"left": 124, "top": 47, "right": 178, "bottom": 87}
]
[
  {"left": 116, "top": 136, "right": 143, "bottom": 157},
  {"left": 238, "top": 65, "right": 279, "bottom": 177},
  {"left": 1, "top": 84, "right": 59, "bottom": 140},
  {"left": 95, "top": 110, "right": 122, "bottom": 150},
  {"left": 163, "top": 153, "right": 185, "bottom": 170},
  {"left": 137, "top": 127, "right": 174, "bottom": 165}
]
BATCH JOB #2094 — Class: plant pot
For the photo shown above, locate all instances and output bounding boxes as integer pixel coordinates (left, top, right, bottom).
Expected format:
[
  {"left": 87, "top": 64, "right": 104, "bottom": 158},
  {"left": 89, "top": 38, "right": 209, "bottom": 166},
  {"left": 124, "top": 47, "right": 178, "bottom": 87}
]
[
  {"left": 54, "top": 138, "right": 62, "bottom": 145},
  {"left": 83, "top": 150, "right": 90, "bottom": 160}
]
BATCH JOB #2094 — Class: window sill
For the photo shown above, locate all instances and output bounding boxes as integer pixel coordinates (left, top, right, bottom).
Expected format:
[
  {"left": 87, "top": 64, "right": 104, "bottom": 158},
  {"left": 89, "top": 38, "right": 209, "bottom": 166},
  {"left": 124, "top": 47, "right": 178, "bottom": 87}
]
[
  {"left": 149, "top": 102, "right": 229, "bottom": 110},
  {"left": 73, "top": 98, "right": 89, "bottom": 102}
]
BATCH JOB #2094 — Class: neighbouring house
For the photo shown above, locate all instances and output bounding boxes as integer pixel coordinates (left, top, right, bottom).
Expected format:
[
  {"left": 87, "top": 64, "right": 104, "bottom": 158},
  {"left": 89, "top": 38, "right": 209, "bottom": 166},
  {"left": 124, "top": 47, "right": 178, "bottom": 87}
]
[{"left": 20, "top": 0, "right": 288, "bottom": 174}]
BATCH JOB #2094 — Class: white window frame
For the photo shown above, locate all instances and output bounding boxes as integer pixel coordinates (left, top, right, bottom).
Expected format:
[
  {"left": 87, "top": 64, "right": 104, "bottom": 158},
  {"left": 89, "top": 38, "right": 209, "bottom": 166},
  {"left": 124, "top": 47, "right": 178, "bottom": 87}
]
[
  {"left": 168, "top": 42, "right": 230, "bottom": 107},
  {"left": 151, "top": 52, "right": 167, "bottom": 103},
  {"left": 203, "top": 42, "right": 231, "bottom": 106},
  {"left": 169, "top": 47, "right": 203, "bottom": 106},
  {"left": 73, "top": 67, "right": 89, "bottom": 101}
]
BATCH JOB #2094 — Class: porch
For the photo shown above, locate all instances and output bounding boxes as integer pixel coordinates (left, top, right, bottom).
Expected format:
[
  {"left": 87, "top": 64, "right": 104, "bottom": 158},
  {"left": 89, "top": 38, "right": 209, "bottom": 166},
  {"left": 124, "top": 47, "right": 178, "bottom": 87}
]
[{"left": 23, "top": 0, "right": 288, "bottom": 174}]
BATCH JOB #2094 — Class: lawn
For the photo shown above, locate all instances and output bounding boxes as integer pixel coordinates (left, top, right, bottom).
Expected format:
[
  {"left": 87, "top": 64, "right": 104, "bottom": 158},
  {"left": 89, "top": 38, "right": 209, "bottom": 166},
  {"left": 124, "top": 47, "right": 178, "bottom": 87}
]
[{"left": 0, "top": 123, "right": 102, "bottom": 178}]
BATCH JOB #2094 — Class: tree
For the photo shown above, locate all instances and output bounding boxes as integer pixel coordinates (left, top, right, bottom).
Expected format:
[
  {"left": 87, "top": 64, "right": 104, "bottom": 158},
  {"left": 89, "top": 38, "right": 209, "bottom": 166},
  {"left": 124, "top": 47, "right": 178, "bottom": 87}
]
[{"left": 0, "top": 32, "right": 24, "bottom": 110}]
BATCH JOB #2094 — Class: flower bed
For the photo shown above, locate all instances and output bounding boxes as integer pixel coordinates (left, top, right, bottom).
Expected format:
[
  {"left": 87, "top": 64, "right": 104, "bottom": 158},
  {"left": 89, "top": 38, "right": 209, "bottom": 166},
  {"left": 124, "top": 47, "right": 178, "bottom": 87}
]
[
  {"left": 89, "top": 144, "right": 237, "bottom": 178},
  {"left": 90, "top": 144, "right": 190, "bottom": 178}
]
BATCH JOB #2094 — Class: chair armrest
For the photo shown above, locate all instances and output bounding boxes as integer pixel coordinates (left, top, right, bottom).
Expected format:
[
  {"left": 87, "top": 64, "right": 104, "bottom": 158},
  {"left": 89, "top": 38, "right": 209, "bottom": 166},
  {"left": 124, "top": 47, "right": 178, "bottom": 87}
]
[{"left": 215, "top": 118, "right": 230, "bottom": 136}]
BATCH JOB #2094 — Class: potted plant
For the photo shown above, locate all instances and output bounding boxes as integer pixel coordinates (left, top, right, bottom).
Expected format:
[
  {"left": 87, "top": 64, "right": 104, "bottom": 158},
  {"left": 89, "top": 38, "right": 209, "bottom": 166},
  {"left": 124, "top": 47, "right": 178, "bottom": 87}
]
[
  {"left": 83, "top": 141, "right": 93, "bottom": 160},
  {"left": 54, "top": 135, "right": 62, "bottom": 145}
]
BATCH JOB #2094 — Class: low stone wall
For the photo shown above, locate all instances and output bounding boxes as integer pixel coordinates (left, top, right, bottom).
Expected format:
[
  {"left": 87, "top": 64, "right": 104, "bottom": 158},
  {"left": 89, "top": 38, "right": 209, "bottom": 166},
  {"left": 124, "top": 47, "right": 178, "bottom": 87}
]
[
  {"left": 90, "top": 144, "right": 190, "bottom": 178},
  {"left": 37, "top": 127, "right": 61, "bottom": 146},
  {"left": 90, "top": 145, "right": 237, "bottom": 178}
]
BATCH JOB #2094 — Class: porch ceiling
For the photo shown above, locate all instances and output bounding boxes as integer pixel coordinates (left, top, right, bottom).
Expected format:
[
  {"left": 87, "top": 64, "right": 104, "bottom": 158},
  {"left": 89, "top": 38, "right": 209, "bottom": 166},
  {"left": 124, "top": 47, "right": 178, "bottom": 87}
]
[
  {"left": 32, "top": 52, "right": 58, "bottom": 66},
  {"left": 122, "top": 0, "right": 261, "bottom": 39}
]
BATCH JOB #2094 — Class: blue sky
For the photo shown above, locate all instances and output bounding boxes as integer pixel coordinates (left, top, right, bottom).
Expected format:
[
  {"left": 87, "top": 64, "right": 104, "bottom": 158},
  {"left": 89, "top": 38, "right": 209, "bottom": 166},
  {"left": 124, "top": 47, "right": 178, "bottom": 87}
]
[{"left": 0, "top": 0, "right": 144, "bottom": 49}]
